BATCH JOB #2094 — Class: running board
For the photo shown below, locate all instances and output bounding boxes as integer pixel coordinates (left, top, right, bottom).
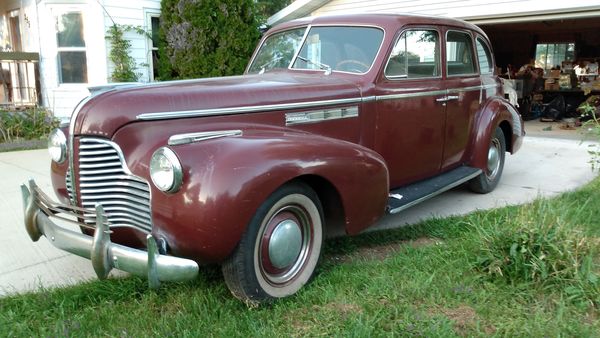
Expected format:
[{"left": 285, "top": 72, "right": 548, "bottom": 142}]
[{"left": 387, "top": 166, "right": 481, "bottom": 214}]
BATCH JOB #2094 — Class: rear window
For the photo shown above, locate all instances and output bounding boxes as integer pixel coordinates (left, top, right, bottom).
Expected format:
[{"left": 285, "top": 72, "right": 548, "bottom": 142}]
[{"left": 446, "top": 31, "right": 476, "bottom": 76}]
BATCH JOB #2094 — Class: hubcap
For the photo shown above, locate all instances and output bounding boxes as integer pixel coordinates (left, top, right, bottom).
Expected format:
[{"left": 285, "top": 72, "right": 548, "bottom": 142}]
[
  {"left": 268, "top": 220, "right": 302, "bottom": 269},
  {"left": 260, "top": 207, "right": 312, "bottom": 285},
  {"left": 487, "top": 139, "right": 501, "bottom": 180}
]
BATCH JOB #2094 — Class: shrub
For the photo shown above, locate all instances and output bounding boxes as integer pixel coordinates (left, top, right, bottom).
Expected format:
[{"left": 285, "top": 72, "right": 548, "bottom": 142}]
[
  {"left": 158, "top": 0, "right": 260, "bottom": 79},
  {"left": 106, "top": 24, "right": 148, "bottom": 82},
  {"left": 473, "top": 198, "right": 599, "bottom": 307},
  {"left": 0, "top": 108, "right": 60, "bottom": 142}
]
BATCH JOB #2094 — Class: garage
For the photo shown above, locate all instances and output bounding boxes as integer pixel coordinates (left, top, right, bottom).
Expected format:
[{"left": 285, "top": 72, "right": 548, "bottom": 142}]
[{"left": 475, "top": 13, "right": 600, "bottom": 121}]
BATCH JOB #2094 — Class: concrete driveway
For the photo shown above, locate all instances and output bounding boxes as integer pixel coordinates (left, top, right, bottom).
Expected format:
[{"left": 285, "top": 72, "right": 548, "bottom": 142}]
[{"left": 0, "top": 134, "right": 598, "bottom": 296}]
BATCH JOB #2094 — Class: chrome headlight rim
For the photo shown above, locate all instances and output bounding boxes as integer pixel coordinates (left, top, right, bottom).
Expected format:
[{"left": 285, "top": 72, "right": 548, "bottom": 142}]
[
  {"left": 150, "top": 147, "right": 183, "bottom": 193},
  {"left": 48, "top": 128, "right": 67, "bottom": 164}
]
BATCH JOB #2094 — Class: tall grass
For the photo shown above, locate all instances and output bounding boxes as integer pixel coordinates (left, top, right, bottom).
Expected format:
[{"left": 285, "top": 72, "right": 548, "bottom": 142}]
[{"left": 473, "top": 197, "right": 599, "bottom": 307}]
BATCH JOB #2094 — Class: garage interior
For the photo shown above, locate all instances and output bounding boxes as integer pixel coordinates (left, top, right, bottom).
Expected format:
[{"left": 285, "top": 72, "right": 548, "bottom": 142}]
[{"left": 478, "top": 15, "right": 600, "bottom": 133}]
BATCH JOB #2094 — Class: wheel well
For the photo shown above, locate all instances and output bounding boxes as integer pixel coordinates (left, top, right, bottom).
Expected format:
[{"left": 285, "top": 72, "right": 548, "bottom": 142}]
[
  {"left": 498, "top": 120, "right": 512, "bottom": 153},
  {"left": 291, "top": 175, "right": 346, "bottom": 238}
]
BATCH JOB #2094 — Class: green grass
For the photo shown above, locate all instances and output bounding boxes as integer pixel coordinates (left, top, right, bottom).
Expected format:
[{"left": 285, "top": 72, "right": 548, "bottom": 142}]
[{"left": 2, "top": 178, "right": 600, "bottom": 337}]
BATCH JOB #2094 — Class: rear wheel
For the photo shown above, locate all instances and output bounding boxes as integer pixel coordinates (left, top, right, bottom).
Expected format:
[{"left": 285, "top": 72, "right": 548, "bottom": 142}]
[
  {"left": 222, "top": 182, "right": 323, "bottom": 304},
  {"left": 469, "top": 127, "right": 506, "bottom": 193}
]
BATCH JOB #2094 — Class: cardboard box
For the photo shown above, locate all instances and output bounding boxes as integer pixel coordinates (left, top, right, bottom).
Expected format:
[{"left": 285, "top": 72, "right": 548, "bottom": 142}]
[
  {"left": 548, "top": 69, "right": 561, "bottom": 78},
  {"left": 544, "top": 79, "right": 559, "bottom": 91}
]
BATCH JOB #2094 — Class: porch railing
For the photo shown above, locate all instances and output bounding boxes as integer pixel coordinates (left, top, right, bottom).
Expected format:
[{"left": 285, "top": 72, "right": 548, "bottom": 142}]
[{"left": 0, "top": 52, "right": 41, "bottom": 107}]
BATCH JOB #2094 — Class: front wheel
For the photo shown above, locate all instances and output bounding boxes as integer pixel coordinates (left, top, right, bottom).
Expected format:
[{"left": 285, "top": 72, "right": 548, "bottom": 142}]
[
  {"left": 222, "top": 182, "right": 323, "bottom": 304},
  {"left": 469, "top": 127, "right": 506, "bottom": 193}
]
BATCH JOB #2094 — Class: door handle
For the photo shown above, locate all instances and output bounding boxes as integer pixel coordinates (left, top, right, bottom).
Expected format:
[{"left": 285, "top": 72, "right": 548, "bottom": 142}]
[{"left": 435, "top": 95, "right": 459, "bottom": 103}]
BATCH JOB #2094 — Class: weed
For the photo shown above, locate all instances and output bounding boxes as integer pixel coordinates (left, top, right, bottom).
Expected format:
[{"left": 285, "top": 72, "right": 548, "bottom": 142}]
[{"left": 473, "top": 197, "right": 599, "bottom": 307}]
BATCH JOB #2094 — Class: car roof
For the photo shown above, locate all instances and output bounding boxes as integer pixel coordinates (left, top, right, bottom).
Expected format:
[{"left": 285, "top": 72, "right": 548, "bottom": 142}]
[{"left": 269, "top": 13, "right": 487, "bottom": 38}]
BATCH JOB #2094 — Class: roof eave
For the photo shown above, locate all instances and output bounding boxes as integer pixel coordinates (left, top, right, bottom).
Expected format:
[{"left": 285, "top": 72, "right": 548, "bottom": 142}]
[{"left": 267, "top": 0, "right": 330, "bottom": 26}]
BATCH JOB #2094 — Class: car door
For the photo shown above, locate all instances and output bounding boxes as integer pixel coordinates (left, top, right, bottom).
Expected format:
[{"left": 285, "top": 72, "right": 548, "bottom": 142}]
[
  {"left": 440, "top": 29, "right": 482, "bottom": 169},
  {"left": 374, "top": 28, "right": 446, "bottom": 188}
]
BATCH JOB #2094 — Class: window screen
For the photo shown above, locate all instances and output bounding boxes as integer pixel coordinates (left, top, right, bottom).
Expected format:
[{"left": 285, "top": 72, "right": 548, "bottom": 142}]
[{"left": 56, "top": 12, "right": 87, "bottom": 83}]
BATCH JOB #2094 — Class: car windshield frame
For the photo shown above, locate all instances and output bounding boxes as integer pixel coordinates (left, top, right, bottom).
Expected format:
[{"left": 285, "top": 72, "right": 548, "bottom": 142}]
[{"left": 247, "top": 24, "right": 385, "bottom": 75}]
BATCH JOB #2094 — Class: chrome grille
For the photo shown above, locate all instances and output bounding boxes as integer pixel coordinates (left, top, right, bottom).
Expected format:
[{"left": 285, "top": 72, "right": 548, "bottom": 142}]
[
  {"left": 65, "top": 169, "right": 75, "bottom": 203},
  {"left": 73, "top": 138, "right": 153, "bottom": 233}
]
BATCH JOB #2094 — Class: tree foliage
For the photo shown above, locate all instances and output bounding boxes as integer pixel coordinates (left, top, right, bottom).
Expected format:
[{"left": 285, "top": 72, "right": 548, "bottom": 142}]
[{"left": 158, "top": 0, "right": 261, "bottom": 79}]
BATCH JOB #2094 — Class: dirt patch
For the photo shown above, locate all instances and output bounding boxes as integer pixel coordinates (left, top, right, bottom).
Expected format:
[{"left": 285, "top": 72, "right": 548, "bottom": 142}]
[
  {"left": 429, "top": 304, "right": 495, "bottom": 336},
  {"left": 327, "top": 237, "right": 443, "bottom": 264},
  {"left": 287, "top": 302, "right": 363, "bottom": 335}
]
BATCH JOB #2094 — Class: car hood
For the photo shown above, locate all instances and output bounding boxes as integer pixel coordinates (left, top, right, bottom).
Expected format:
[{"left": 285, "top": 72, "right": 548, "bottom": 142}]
[{"left": 73, "top": 72, "right": 362, "bottom": 137}]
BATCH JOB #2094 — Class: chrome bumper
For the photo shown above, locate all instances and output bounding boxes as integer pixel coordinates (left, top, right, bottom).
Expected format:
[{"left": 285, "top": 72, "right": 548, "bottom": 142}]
[{"left": 21, "top": 179, "right": 199, "bottom": 288}]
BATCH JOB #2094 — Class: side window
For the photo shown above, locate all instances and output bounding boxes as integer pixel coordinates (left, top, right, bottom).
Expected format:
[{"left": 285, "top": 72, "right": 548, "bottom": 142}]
[
  {"left": 476, "top": 37, "right": 493, "bottom": 74},
  {"left": 446, "top": 31, "right": 476, "bottom": 76},
  {"left": 385, "top": 29, "right": 440, "bottom": 79}
]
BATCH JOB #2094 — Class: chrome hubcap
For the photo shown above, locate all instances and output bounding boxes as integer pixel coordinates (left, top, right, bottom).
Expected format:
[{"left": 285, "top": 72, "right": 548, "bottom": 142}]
[
  {"left": 487, "top": 139, "right": 501, "bottom": 180},
  {"left": 260, "top": 207, "right": 312, "bottom": 285},
  {"left": 268, "top": 219, "right": 302, "bottom": 269}
]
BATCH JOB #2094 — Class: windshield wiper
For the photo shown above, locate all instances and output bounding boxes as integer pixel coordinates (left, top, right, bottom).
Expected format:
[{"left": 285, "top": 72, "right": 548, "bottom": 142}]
[
  {"left": 295, "top": 55, "right": 332, "bottom": 75},
  {"left": 258, "top": 55, "right": 284, "bottom": 74}
]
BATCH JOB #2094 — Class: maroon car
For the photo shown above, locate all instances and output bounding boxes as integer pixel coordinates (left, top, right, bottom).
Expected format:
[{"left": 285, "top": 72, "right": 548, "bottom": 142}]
[{"left": 22, "top": 14, "right": 523, "bottom": 304}]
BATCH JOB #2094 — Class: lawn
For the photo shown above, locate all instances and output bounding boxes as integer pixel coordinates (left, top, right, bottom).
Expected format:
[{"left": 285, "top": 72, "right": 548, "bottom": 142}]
[{"left": 1, "top": 177, "right": 599, "bottom": 337}]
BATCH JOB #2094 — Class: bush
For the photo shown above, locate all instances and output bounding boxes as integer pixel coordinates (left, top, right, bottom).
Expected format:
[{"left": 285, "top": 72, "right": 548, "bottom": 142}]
[
  {"left": 106, "top": 24, "right": 145, "bottom": 82},
  {"left": 158, "top": 0, "right": 260, "bottom": 79},
  {"left": 0, "top": 108, "right": 60, "bottom": 143},
  {"left": 473, "top": 198, "right": 599, "bottom": 307}
]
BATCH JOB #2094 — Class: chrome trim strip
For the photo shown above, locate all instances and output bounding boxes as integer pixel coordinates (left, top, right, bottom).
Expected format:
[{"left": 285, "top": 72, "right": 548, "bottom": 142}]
[
  {"left": 168, "top": 130, "right": 243, "bottom": 146},
  {"left": 389, "top": 169, "right": 482, "bottom": 214},
  {"left": 80, "top": 187, "right": 149, "bottom": 198},
  {"left": 137, "top": 83, "right": 498, "bottom": 122},
  {"left": 137, "top": 97, "right": 365, "bottom": 121},
  {"left": 285, "top": 106, "right": 359, "bottom": 126},
  {"left": 376, "top": 89, "right": 447, "bottom": 102}
]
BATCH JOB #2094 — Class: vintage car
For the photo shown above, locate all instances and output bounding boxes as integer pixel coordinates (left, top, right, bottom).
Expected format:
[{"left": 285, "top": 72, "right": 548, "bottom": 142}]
[{"left": 22, "top": 13, "right": 523, "bottom": 303}]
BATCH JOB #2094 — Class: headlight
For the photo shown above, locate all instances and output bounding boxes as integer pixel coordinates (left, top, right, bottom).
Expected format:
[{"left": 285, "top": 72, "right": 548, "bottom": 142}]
[
  {"left": 48, "top": 128, "right": 67, "bottom": 163},
  {"left": 150, "top": 147, "right": 183, "bottom": 193}
]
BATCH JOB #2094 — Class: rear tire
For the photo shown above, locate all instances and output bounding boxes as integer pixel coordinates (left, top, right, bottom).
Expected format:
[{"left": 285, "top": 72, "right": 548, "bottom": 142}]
[
  {"left": 469, "top": 127, "right": 506, "bottom": 194},
  {"left": 222, "top": 182, "right": 323, "bottom": 305}
]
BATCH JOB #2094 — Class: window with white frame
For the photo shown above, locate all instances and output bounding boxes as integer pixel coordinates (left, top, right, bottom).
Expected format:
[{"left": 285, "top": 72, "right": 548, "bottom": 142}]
[
  {"left": 147, "top": 13, "right": 160, "bottom": 81},
  {"left": 56, "top": 12, "right": 87, "bottom": 83}
]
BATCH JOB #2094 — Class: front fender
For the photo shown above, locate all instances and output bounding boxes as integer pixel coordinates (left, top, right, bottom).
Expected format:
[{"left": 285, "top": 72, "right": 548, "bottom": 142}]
[
  {"left": 467, "top": 96, "right": 524, "bottom": 170},
  {"left": 113, "top": 122, "right": 388, "bottom": 263}
]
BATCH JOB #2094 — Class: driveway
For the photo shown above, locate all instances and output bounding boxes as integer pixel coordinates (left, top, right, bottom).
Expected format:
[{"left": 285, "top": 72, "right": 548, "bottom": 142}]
[{"left": 0, "top": 135, "right": 598, "bottom": 296}]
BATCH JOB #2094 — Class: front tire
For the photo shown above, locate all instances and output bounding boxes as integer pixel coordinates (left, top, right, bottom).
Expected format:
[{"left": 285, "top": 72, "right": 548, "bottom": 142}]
[
  {"left": 222, "top": 182, "right": 323, "bottom": 304},
  {"left": 469, "top": 127, "right": 506, "bottom": 193}
]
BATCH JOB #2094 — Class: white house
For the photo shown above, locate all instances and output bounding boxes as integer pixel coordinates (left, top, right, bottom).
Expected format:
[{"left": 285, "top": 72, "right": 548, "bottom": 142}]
[{"left": 0, "top": 0, "right": 162, "bottom": 120}]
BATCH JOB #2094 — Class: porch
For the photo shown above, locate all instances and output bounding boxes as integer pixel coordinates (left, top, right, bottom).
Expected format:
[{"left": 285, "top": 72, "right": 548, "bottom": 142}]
[{"left": 0, "top": 52, "right": 41, "bottom": 108}]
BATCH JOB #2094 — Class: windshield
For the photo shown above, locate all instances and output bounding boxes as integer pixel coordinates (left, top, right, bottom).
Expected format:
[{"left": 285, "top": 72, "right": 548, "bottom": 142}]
[
  {"left": 247, "top": 28, "right": 306, "bottom": 74},
  {"left": 248, "top": 26, "right": 384, "bottom": 75}
]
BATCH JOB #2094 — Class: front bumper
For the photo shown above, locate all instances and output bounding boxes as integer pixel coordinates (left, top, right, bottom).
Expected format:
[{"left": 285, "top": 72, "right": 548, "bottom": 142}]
[{"left": 21, "top": 179, "right": 199, "bottom": 288}]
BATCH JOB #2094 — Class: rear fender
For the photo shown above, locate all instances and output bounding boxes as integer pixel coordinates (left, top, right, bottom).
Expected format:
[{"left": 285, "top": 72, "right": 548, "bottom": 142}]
[{"left": 467, "top": 96, "right": 523, "bottom": 170}]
